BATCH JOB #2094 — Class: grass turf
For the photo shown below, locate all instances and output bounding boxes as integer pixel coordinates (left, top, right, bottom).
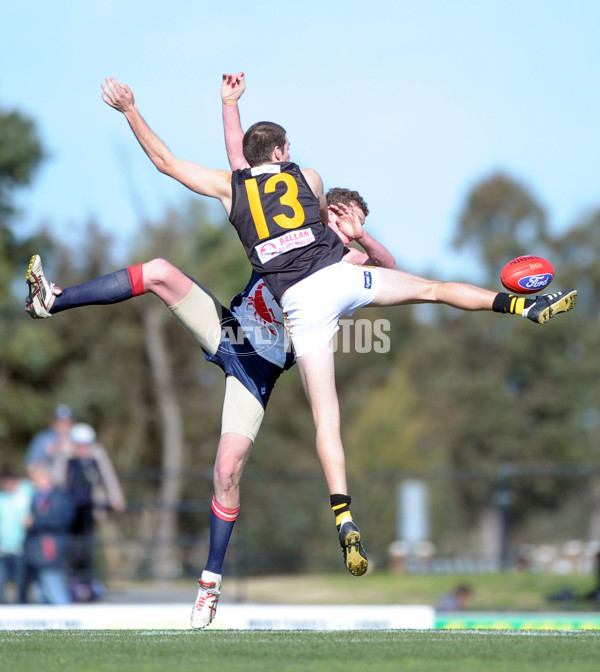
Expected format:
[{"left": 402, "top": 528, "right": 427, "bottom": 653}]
[{"left": 2, "top": 629, "right": 599, "bottom": 672}]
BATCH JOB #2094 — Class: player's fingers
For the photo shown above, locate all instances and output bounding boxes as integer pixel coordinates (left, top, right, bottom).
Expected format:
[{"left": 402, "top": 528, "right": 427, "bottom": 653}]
[
  {"left": 104, "top": 77, "right": 117, "bottom": 95},
  {"left": 107, "top": 77, "right": 123, "bottom": 97}
]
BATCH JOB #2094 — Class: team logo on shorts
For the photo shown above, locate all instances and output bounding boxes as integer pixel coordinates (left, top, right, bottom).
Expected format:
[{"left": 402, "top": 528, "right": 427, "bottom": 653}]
[
  {"left": 207, "top": 280, "right": 292, "bottom": 360},
  {"left": 209, "top": 314, "right": 282, "bottom": 357},
  {"left": 363, "top": 271, "right": 372, "bottom": 289}
]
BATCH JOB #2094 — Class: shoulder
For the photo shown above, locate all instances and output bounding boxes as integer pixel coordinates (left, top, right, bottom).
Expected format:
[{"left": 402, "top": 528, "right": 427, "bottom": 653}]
[
  {"left": 30, "top": 428, "right": 55, "bottom": 443},
  {"left": 298, "top": 167, "right": 324, "bottom": 195},
  {"left": 299, "top": 167, "right": 322, "bottom": 181}
]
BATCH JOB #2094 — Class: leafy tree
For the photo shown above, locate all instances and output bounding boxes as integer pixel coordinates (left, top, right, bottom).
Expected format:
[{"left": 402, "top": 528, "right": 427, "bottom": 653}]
[
  {"left": 0, "top": 107, "right": 44, "bottom": 220},
  {"left": 453, "top": 172, "right": 551, "bottom": 280},
  {"left": 0, "top": 104, "right": 45, "bottom": 452}
]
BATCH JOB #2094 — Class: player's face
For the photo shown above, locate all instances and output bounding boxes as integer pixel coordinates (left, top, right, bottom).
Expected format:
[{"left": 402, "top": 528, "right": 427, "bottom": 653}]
[{"left": 352, "top": 204, "right": 366, "bottom": 227}]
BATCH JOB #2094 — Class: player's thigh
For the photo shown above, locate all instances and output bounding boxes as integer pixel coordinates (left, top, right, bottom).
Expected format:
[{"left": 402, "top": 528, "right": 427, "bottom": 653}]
[
  {"left": 169, "top": 282, "right": 224, "bottom": 354},
  {"left": 221, "top": 375, "right": 265, "bottom": 443},
  {"left": 370, "top": 267, "right": 436, "bottom": 306}
]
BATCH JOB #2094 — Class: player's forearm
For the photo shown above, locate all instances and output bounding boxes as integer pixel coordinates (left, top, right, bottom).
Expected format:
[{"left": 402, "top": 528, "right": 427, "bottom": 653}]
[
  {"left": 222, "top": 102, "right": 248, "bottom": 170},
  {"left": 356, "top": 231, "right": 396, "bottom": 269},
  {"left": 122, "top": 106, "right": 175, "bottom": 174}
]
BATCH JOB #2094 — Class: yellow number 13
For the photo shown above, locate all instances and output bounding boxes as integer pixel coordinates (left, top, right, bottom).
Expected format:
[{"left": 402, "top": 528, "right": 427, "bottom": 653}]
[{"left": 245, "top": 173, "right": 306, "bottom": 239}]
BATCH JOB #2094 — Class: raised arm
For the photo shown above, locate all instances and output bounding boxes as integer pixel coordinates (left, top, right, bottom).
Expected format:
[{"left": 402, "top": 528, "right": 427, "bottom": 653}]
[
  {"left": 329, "top": 203, "right": 396, "bottom": 269},
  {"left": 101, "top": 77, "right": 232, "bottom": 210},
  {"left": 347, "top": 229, "right": 396, "bottom": 269},
  {"left": 221, "top": 72, "right": 249, "bottom": 170}
]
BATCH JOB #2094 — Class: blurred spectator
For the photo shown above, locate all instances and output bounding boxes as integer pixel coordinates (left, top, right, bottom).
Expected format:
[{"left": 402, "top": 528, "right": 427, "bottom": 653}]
[
  {"left": 24, "top": 462, "right": 74, "bottom": 604},
  {"left": 436, "top": 584, "right": 473, "bottom": 612},
  {"left": 25, "top": 404, "right": 75, "bottom": 466},
  {"left": 0, "top": 462, "right": 34, "bottom": 603},
  {"left": 53, "top": 423, "right": 126, "bottom": 601},
  {"left": 582, "top": 550, "right": 600, "bottom": 605}
]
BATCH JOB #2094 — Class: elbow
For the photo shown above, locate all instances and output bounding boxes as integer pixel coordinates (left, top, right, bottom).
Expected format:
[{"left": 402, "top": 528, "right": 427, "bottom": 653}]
[
  {"left": 155, "top": 159, "right": 169, "bottom": 175},
  {"left": 152, "top": 152, "right": 175, "bottom": 176}
]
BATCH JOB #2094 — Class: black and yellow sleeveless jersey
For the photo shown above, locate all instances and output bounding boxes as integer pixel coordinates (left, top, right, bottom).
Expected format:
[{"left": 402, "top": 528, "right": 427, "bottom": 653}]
[{"left": 229, "top": 161, "right": 344, "bottom": 301}]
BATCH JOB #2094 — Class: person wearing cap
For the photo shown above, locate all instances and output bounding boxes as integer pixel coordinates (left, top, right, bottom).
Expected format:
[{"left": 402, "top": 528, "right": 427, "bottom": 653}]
[
  {"left": 52, "top": 423, "right": 125, "bottom": 600},
  {"left": 0, "top": 462, "right": 34, "bottom": 603},
  {"left": 25, "top": 405, "right": 75, "bottom": 467}
]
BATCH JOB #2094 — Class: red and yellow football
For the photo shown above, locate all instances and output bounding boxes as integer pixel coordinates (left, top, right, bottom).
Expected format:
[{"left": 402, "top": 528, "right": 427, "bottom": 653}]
[{"left": 500, "top": 255, "right": 554, "bottom": 294}]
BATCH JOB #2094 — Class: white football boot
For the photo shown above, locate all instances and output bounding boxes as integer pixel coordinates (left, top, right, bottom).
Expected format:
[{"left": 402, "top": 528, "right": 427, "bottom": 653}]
[
  {"left": 190, "top": 572, "right": 221, "bottom": 629},
  {"left": 25, "top": 254, "right": 62, "bottom": 318}
]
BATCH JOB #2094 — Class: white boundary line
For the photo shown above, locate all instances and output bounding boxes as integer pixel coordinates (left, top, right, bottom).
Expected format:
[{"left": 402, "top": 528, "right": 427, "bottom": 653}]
[{"left": 0, "top": 604, "right": 434, "bottom": 631}]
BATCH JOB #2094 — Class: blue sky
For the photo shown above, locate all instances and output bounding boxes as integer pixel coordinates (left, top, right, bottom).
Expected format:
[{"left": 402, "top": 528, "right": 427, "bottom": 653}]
[{"left": 1, "top": 0, "right": 599, "bottom": 278}]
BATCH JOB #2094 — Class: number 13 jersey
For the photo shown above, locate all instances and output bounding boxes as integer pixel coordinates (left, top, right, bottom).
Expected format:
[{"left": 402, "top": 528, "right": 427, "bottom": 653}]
[{"left": 229, "top": 161, "right": 344, "bottom": 302}]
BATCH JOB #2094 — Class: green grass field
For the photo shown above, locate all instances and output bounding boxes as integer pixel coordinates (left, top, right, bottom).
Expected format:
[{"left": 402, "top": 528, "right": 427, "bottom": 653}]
[{"left": 3, "top": 629, "right": 599, "bottom": 672}]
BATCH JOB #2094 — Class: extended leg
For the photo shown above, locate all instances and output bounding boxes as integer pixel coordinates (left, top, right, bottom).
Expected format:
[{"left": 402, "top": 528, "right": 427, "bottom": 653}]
[
  {"left": 25, "top": 256, "right": 192, "bottom": 316},
  {"left": 370, "top": 267, "right": 577, "bottom": 323},
  {"left": 296, "top": 341, "right": 367, "bottom": 576}
]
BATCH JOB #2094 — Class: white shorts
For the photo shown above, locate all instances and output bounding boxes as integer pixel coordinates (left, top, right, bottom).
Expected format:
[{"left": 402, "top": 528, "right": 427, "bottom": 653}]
[{"left": 280, "top": 260, "right": 380, "bottom": 357}]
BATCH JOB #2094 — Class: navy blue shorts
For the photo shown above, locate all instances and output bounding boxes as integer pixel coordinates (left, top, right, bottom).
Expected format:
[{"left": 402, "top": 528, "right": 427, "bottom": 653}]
[{"left": 202, "top": 307, "right": 285, "bottom": 408}]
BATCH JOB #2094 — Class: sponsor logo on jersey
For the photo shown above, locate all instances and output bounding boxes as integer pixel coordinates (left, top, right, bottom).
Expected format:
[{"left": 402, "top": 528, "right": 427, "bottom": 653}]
[
  {"left": 256, "top": 229, "right": 316, "bottom": 264},
  {"left": 518, "top": 273, "right": 552, "bottom": 291},
  {"left": 363, "top": 270, "right": 372, "bottom": 289}
]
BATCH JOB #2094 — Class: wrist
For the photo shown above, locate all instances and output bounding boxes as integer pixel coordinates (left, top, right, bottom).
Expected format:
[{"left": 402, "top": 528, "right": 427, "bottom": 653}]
[{"left": 222, "top": 99, "right": 239, "bottom": 106}]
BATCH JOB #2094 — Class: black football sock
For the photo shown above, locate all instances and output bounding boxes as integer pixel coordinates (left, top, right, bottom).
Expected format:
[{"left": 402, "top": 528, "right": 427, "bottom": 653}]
[
  {"left": 330, "top": 494, "right": 352, "bottom": 530},
  {"left": 492, "top": 292, "right": 535, "bottom": 316}
]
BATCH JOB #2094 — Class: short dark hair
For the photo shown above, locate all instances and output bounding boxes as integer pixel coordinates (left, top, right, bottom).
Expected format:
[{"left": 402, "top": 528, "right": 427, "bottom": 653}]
[
  {"left": 325, "top": 187, "right": 369, "bottom": 217},
  {"left": 242, "top": 121, "right": 287, "bottom": 167}
]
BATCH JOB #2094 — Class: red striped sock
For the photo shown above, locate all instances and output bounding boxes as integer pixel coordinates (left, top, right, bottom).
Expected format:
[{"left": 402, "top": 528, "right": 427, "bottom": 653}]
[
  {"left": 127, "top": 263, "right": 145, "bottom": 296},
  {"left": 211, "top": 495, "right": 240, "bottom": 522}
]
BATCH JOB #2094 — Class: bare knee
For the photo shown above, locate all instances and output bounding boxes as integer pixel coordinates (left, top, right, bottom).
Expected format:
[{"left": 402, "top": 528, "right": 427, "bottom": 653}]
[
  {"left": 420, "top": 279, "right": 446, "bottom": 303},
  {"left": 213, "top": 438, "right": 252, "bottom": 498},
  {"left": 141, "top": 258, "right": 175, "bottom": 293},
  {"left": 214, "top": 463, "right": 241, "bottom": 494}
]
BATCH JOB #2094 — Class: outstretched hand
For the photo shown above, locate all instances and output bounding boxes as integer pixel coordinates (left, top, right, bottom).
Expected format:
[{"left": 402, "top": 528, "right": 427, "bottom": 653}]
[
  {"left": 222, "top": 72, "right": 245, "bottom": 104},
  {"left": 329, "top": 203, "right": 365, "bottom": 242},
  {"left": 102, "top": 77, "right": 135, "bottom": 112}
]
